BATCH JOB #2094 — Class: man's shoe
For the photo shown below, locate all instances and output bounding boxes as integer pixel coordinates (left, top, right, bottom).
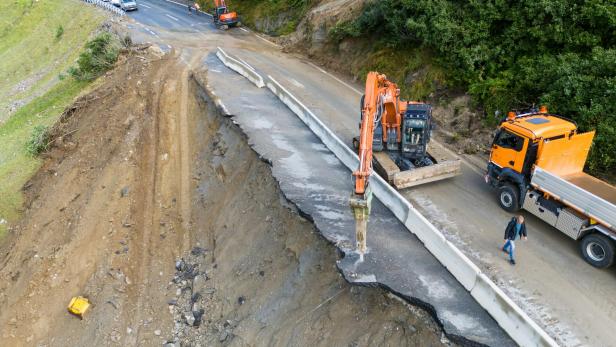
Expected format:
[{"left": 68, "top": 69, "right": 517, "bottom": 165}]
[{"left": 509, "top": 259, "right": 516, "bottom": 265}]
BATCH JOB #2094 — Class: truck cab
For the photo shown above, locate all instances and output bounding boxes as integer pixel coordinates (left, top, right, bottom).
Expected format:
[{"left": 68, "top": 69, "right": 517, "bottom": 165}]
[{"left": 486, "top": 107, "right": 616, "bottom": 268}]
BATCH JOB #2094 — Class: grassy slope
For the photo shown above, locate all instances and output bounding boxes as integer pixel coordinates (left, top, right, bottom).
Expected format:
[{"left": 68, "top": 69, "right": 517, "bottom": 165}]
[
  {"left": 0, "top": 0, "right": 104, "bottom": 120},
  {"left": 0, "top": 0, "right": 106, "bottom": 237}
]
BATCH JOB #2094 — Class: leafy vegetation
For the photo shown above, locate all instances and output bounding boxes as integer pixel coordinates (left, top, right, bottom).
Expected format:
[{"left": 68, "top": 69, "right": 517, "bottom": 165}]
[
  {"left": 197, "top": 0, "right": 314, "bottom": 35},
  {"left": 25, "top": 125, "right": 51, "bottom": 156},
  {"left": 331, "top": 0, "right": 616, "bottom": 176},
  {"left": 55, "top": 24, "right": 64, "bottom": 40},
  {"left": 68, "top": 32, "right": 120, "bottom": 81}
]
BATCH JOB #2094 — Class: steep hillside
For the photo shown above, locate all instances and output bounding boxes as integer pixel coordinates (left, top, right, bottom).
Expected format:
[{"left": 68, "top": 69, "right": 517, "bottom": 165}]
[
  {"left": 0, "top": 0, "right": 108, "bottom": 238},
  {"left": 0, "top": 0, "right": 106, "bottom": 120}
]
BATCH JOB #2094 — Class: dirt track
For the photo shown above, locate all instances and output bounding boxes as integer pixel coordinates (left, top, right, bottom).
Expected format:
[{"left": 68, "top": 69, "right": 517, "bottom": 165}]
[{"left": 0, "top": 47, "right": 449, "bottom": 346}]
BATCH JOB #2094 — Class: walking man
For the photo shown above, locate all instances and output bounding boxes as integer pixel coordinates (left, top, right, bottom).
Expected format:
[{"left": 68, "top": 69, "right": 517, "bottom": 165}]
[{"left": 502, "top": 215, "right": 527, "bottom": 265}]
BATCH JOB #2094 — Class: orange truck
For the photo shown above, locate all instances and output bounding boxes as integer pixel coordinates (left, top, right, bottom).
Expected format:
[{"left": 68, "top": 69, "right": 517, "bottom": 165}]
[
  {"left": 212, "top": 0, "right": 240, "bottom": 29},
  {"left": 485, "top": 107, "right": 616, "bottom": 268}
]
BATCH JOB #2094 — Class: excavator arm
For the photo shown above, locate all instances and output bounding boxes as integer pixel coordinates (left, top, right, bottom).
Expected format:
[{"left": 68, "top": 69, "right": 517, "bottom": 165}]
[{"left": 350, "top": 72, "right": 403, "bottom": 257}]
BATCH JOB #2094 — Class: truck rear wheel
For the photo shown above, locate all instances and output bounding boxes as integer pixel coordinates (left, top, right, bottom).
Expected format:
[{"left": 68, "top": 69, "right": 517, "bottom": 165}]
[
  {"left": 580, "top": 233, "right": 615, "bottom": 268},
  {"left": 498, "top": 183, "right": 520, "bottom": 212}
]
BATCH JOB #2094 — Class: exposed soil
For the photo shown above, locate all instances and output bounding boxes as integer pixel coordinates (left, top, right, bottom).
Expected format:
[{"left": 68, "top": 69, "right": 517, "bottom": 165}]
[{"left": 0, "top": 46, "right": 450, "bottom": 346}]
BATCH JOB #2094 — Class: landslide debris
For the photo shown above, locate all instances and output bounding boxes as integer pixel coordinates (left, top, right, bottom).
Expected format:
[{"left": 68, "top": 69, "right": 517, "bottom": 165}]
[{"left": 0, "top": 45, "right": 451, "bottom": 346}]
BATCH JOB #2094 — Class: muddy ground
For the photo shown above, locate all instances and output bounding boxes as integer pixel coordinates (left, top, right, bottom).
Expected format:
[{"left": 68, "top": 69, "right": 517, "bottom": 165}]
[{"left": 0, "top": 46, "right": 451, "bottom": 346}]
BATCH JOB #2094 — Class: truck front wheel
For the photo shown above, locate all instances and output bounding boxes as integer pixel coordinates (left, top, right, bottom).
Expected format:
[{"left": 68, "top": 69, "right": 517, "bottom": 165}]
[
  {"left": 498, "top": 183, "right": 520, "bottom": 212},
  {"left": 580, "top": 233, "right": 615, "bottom": 268}
]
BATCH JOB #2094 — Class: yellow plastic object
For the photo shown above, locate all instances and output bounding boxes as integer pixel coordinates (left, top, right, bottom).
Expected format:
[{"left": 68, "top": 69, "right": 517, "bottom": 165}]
[{"left": 68, "top": 296, "right": 90, "bottom": 319}]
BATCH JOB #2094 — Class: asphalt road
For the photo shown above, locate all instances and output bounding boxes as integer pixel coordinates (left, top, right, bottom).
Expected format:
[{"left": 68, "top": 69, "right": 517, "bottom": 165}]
[{"left": 121, "top": 1, "right": 616, "bottom": 345}]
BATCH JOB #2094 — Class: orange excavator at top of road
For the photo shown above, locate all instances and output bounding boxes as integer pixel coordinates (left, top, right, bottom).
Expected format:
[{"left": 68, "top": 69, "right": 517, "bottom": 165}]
[{"left": 212, "top": 0, "right": 241, "bottom": 29}]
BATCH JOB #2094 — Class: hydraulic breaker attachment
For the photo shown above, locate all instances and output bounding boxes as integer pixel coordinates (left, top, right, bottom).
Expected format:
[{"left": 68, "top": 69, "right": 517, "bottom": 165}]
[{"left": 349, "top": 186, "right": 373, "bottom": 258}]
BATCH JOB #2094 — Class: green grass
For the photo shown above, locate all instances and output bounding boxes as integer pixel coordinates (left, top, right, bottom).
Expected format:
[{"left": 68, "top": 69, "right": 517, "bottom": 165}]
[
  {"left": 0, "top": 0, "right": 106, "bottom": 238},
  {"left": 0, "top": 78, "right": 89, "bottom": 237},
  {"left": 356, "top": 47, "right": 446, "bottom": 101},
  {"left": 0, "top": 0, "right": 105, "bottom": 121}
]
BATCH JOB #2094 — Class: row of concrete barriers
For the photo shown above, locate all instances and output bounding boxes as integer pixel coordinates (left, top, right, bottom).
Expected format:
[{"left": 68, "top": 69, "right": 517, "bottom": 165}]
[
  {"left": 81, "top": 0, "right": 126, "bottom": 16},
  {"left": 216, "top": 46, "right": 558, "bottom": 347}
]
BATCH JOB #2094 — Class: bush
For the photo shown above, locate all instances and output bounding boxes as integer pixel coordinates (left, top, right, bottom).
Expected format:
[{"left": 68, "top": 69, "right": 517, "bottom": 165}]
[
  {"left": 26, "top": 125, "right": 51, "bottom": 156},
  {"left": 55, "top": 25, "right": 64, "bottom": 40},
  {"left": 68, "top": 32, "right": 119, "bottom": 81},
  {"left": 336, "top": 0, "right": 616, "bottom": 175}
]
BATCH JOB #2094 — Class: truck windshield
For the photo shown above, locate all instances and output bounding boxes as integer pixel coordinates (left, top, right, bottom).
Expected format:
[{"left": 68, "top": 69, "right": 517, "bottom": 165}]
[{"left": 494, "top": 129, "right": 524, "bottom": 151}]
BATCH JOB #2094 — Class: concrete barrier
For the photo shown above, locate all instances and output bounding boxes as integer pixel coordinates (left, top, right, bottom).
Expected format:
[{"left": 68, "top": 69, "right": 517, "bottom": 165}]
[
  {"left": 472, "top": 273, "right": 556, "bottom": 347},
  {"left": 82, "top": 0, "right": 125, "bottom": 16},
  {"left": 216, "top": 47, "right": 264, "bottom": 88},
  {"left": 265, "top": 75, "right": 559, "bottom": 347}
]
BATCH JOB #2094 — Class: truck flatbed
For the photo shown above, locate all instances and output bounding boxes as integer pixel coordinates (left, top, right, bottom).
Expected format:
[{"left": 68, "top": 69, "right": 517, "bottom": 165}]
[
  {"left": 531, "top": 167, "right": 616, "bottom": 230},
  {"left": 563, "top": 172, "right": 616, "bottom": 206}
]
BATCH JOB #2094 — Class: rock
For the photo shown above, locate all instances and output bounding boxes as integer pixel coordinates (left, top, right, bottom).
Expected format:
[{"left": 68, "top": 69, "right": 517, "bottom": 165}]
[
  {"left": 192, "top": 275, "right": 207, "bottom": 295},
  {"left": 184, "top": 312, "right": 195, "bottom": 326},
  {"left": 218, "top": 330, "right": 228, "bottom": 342},
  {"left": 193, "top": 308, "right": 205, "bottom": 327},
  {"left": 120, "top": 186, "right": 130, "bottom": 197},
  {"left": 259, "top": 270, "right": 265, "bottom": 276},
  {"left": 237, "top": 296, "right": 245, "bottom": 305},
  {"left": 175, "top": 259, "right": 185, "bottom": 271},
  {"left": 191, "top": 292, "right": 201, "bottom": 304},
  {"left": 167, "top": 298, "right": 178, "bottom": 306},
  {"left": 191, "top": 246, "right": 207, "bottom": 256},
  {"left": 154, "top": 329, "right": 161, "bottom": 336}
]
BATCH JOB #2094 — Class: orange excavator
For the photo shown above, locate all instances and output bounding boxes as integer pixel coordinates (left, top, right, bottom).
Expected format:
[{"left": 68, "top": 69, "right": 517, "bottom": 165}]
[
  {"left": 350, "top": 72, "right": 460, "bottom": 256},
  {"left": 212, "top": 0, "right": 240, "bottom": 29}
]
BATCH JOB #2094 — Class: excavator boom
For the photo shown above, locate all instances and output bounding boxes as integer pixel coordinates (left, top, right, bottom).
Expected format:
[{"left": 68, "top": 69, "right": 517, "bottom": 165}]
[{"left": 350, "top": 72, "right": 404, "bottom": 257}]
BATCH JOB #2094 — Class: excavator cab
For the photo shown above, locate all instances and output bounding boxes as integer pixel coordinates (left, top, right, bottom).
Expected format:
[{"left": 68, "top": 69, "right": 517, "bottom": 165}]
[{"left": 400, "top": 103, "right": 433, "bottom": 165}]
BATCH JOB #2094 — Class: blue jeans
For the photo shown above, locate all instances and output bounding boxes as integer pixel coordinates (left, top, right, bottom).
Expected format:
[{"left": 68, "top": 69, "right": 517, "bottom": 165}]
[{"left": 503, "top": 240, "right": 515, "bottom": 261}]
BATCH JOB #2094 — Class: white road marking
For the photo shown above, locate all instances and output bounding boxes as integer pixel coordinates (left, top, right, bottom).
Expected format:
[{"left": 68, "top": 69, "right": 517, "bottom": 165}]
[
  {"left": 288, "top": 78, "right": 305, "bottom": 89},
  {"left": 254, "top": 34, "right": 280, "bottom": 48},
  {"left": 306, "top": 62, "right": 362, "bottom": 95},
  {"left": 139, "top": 3, "right": 152, "bottom": 8},
  {"left": 165, "top": 13, "right": 179, "bottom": 21},
  {"left": 239, "top": 27, "right": 249, "bottom": 33},
  {"left": 145, "top": 28, "right": 159, "bottom": 38}
]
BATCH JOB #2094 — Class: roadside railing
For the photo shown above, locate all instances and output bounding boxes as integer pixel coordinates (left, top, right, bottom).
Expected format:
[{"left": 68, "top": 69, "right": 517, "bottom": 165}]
[{"left": 82, "top": 0, "right": 126, "bottom": 16}]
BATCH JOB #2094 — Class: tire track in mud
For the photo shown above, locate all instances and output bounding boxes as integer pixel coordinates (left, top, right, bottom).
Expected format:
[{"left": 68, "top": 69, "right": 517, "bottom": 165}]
[
  {"left": 129, "top": 51, "right": 202, "bottom": 343},
  {"left": 178, "top": 55, "right": 201, "bottom": 251},
  {"left": 127, "top": 56, "right": 167, "bottom": 345}
]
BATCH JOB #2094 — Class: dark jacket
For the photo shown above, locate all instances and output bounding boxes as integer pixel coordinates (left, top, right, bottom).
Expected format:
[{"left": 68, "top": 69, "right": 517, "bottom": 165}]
[{"left": 504, "top": 218, "right": 527, "bottom": 240}]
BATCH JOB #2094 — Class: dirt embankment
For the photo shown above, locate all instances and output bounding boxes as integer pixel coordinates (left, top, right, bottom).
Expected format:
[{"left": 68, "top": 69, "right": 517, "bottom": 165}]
[{"left": 0, "top": 46, "right": 450, "bottom": 346}]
